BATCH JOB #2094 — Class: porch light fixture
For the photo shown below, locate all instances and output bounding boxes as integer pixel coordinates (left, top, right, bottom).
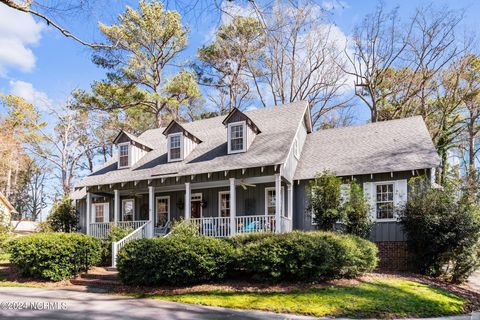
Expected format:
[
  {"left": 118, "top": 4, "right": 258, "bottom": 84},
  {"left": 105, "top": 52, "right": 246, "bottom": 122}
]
[{"left": 200, "top": 199, "right": 208, "bottom": 208}]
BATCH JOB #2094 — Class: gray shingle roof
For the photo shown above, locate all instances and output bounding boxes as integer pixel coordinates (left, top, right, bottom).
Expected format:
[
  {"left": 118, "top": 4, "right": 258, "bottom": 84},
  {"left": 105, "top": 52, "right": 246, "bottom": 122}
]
[
  {"left": 293, "top": 116, "right": 440, "bottom": 180},
  {"left": 116, "top": 131, "right": 154, "bottom": 150},
  {"left": 77, "top": 101, "right": 309, "bottom": 187}
]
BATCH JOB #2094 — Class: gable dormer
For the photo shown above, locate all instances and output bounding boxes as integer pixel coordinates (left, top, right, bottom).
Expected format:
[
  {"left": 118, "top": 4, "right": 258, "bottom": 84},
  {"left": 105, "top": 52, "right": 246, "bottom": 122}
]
[
  {"left": 222, "top": 108, "right": 261, "bottom": 154},
  {"left": 112, "top": 131, "right": 153, "bottom": 169},
  {"left": 162, "top": 120, "right": 202, "bottom": 162}
]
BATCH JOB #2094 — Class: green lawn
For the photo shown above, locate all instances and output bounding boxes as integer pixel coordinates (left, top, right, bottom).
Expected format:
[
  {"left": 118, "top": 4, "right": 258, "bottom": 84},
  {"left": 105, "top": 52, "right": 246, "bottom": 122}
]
[{"left": 151, "top": 279, "right": 466, "bottom": 318}]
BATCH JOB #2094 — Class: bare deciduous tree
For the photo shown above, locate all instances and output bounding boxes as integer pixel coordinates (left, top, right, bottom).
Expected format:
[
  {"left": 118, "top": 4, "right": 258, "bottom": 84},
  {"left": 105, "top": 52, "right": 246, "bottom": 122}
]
[{"left": 346, "top": 3, "right": 463, "bottom": 122}]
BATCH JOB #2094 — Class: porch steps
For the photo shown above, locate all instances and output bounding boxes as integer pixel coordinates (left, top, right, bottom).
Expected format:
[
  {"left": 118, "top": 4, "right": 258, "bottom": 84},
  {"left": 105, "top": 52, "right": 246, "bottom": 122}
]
[{"left": 71, "top": 267, "right": 121, "bottom": 288}]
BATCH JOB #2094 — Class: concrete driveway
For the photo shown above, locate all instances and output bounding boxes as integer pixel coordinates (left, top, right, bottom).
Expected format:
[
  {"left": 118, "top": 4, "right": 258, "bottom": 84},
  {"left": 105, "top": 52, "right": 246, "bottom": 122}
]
[{"left": 0, "top": 287, "right": 316, "bottom": 320}]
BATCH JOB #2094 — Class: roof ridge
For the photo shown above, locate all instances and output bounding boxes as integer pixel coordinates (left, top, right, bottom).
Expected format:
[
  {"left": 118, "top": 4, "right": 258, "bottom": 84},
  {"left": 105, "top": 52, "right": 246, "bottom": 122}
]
[
  {"left": 140, "top": 100, "right": 308, "bottom": 136},
  {"left": 311, "top": 116, "right": 424, "bottom": 135}
]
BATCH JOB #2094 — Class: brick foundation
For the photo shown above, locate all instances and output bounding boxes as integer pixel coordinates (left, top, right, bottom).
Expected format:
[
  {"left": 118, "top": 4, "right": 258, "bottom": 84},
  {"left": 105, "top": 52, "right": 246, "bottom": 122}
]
[{"left": 376, "top": 241, "right": 411, "bottom": 271}]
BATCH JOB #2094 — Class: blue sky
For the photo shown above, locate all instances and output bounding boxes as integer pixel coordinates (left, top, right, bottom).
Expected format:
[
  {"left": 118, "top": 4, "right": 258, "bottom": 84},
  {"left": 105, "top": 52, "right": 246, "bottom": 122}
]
[
  {"left": 1, "top": 0, "right": 479, "bottom": 122},
  {"left": 0, "top": 0, "right": 479, "bottom": 214}
]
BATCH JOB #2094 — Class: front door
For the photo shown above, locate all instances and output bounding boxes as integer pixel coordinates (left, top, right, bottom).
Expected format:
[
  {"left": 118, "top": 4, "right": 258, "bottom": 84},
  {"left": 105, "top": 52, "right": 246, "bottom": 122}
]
[
  {"left": 191, "top": 193, "right": 202, "bottom": 218},
  {"left": 191, "top": 201, "right": 201, "bottom": 218}
]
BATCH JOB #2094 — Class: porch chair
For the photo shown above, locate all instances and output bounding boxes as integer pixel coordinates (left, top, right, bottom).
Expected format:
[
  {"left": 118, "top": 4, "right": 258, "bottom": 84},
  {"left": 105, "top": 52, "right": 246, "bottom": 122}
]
[{"left": 154, "top": 221, "right": 171, "bottom": 236}]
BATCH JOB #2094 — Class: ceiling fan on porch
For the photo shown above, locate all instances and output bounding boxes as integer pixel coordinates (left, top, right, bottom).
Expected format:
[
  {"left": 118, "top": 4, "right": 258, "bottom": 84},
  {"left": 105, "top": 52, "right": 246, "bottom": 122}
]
[
  {"left": 127, "top": 191, "right": 143, "bottom": 199},
  {"left": 239, "top": 179, "right": 256, "bottom": 190}
]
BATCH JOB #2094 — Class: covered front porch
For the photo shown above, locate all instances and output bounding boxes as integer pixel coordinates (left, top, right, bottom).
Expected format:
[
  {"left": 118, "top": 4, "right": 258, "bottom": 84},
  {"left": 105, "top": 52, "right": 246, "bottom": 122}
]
[{"left": 85, "top": 173, "right": 293, "bottom": 239}]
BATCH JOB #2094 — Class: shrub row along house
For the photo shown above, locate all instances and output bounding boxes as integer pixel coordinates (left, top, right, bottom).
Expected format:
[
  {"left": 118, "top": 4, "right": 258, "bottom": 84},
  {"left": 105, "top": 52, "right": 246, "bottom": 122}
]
[{"left": 72, "top": 101, "right": 439, "bottom": 268}]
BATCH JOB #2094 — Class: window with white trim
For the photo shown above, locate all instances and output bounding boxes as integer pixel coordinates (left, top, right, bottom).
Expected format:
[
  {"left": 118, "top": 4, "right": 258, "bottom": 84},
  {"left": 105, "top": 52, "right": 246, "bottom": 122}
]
[
  {"left": 375, "top": 183, "right": 394, "bottom": 220},
  {"left": 93, "top": 203, "right": 108, "bottom": 223},
  {"left": 118, "top": 143, "right": 130, "bottom": 168},
  {"left": 265, "top": 187, "right": 284, "bottom": 215},
  {"left": 228, "top": 122, "right": 246, "bottom": 153},
  {"left": 218, "top": 191, "right": 230, "bottom": 217},
  {"left": 168, "top": 133, "right": 182, "bottom": 161},
  {"left": 122, "top": 199, "right": 134, "bottom": 221},
  {"left": 156, "top": 196, "right": 169, "bottom": 227}
]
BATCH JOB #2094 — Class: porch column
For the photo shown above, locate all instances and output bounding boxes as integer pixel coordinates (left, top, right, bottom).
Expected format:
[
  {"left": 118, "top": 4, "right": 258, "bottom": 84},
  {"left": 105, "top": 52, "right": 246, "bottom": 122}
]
[
  {"left": 275, "top": 174, "right": 282, "bottom": 233},
  {"left": 148, "top": 186, "right": 155, "bottom": 238},
  {"left": 86, "top": 192, "right": 92, "bottom": 235},
  {"left": 114, "top": 189, "right": 120, "bottom": 225},
  {"left": 230, "top": 178, "right": 236, "bottom": 236},
  {"left": 288, "top": 183, "right": 293, "bottom": 232},
  {"left": 185, "top": 182, "right": 191, "bottom": 220}
]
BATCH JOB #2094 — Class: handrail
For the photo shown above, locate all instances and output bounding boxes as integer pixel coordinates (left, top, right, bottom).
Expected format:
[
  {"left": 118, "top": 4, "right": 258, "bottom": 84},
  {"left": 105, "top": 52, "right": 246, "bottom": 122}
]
[{"left": 111, "top": 220, "right": 151, "bottom": 267}]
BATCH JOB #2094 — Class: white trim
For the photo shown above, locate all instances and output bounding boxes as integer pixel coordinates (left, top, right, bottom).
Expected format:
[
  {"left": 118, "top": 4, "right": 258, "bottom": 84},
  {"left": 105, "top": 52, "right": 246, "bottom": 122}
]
[
  {"left": 218, "top": 191, "right": 230, "bottom": 217},
  {"left": 264, "top": 186, "right": 285, "bottom": 216},
  {"left": 117, "top": 142, "right": 130, "bottom": 169},
  {"left": 191, "top": 192, "right": 203, "bottom": 218},
  {"left": 373, "top": 181, "right": 396, "bottom": 222},
  {"left": 93, "top": 202, "right": 109, "bottom": 223},
  {"left": 293, "top": 138, "right": 300, "bottom": 159},
  {"left": 227, "top": 121, "right": 247, "bottom": 154},
  {"left": 167, "top": 133, "right": 183, "bottom": 162},
  {"left": 121, "top": 198, "right": 135, "bottom": 221},
  {"left": 155, "top": 196, "right": 170, "bottom": 226}
]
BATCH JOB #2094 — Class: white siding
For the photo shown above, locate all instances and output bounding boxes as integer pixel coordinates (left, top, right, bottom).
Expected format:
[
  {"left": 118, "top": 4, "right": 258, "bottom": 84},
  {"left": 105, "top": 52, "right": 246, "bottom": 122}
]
[
  {"left": 130, "top": 145, "right": 147, "bottom": 166},
  {"left": 246, "top": 125, "right": 256, "bottom": 150},
  {"left": 183, "top": 135, "right": 198, "bottom": 159},
  {"left": 282, "top": 117, "right": 308, "bottom": 182}
]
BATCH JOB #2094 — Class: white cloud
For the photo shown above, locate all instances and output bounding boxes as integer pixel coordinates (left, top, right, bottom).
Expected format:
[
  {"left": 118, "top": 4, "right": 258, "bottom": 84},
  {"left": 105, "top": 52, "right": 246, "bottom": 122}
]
[
  {"left": 9, "top": 80, "right": 52, "bottom": 110},
  {"left": 0, "top": 5, "right": 44, "bottom": 75},
  {"left": 219, "top": 2, "right": 256, "bottom": 25}
]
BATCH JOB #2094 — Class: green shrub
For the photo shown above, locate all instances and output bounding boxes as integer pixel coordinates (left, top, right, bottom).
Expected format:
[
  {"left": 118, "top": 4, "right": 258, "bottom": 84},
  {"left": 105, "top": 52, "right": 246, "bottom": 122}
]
[
  {"left": 342, "top": 182, "right": 373, "bottom": 238},
  {"left": 237, "top": 231, "right": 377, "bottom": 282},
  {"left": 170, "top": 219, "right": 199, "bottom": 237},
  {"left": 101, "top": 226, "right": 133, "bottom": 266},
  {"left": 47, "top": 198, "right": 78, "bottom": 232},
  {"left": 307, "top": 171, "right": 344, "bottom": 230},
  {"left": 400, "top": 180, "right": 480, "bottom": 282},
  {"left": 9, "top": 233, "right": 102, "bottom": 281},
  {"left": 117, "top": 235, "right": 234, "bottom": 286}
]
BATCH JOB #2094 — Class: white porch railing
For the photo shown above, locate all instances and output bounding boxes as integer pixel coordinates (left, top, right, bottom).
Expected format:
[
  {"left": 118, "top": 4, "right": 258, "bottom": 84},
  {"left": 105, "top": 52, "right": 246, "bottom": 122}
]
[
  {"left": 89, "top": 220, "right": 149, "bottom": 239},
  {"left": 235, "top": 215, "right": 276, "bottom": 234},
  {"left": 191, "top": 217, "right": 231, "bottom": 237},
  {"left": 189, "top": 215, "right": 293, "bottom": 237},
  {"left": 111, "top": 220, "right": 152, "bottom": 267}
]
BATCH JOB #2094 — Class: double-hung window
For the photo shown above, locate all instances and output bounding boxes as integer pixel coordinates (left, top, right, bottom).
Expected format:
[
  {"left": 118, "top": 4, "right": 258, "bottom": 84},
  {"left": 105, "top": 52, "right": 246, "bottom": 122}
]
[
  {"left": 93, "top": 203, "right": 108, "bottom": 223},
  {"left": 219, "top": 191, "right": 230, "bottom": 217},
  {"left": 122, "top": 199, "right": 134, "bottom": 221},
  {"left": 265, "top": 187, "right": 284, "bottom": 216},
  {"left": 118, "top": 143, "right": 130, "bottom": 168},
  {"left": 375, "top": 183, "right": 394, "bottom": 220},
  {"left": 168, "top": 133, "right": 182, "bottom": 161},
  {"left": 156, "top": 196, "right": 169, "bottom": 227},
  {"left": 228, "top": 122, "right": 246, "bottom": 153}
]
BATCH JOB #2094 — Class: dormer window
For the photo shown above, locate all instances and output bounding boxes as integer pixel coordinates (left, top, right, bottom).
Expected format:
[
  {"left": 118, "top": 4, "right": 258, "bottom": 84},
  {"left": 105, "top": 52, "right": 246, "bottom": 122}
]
[
  {"left": 163, "top": 120, "right": 202, "bottom": 163},
  {"left": 228, "top": 122, "right": 247, "bottom": 153},
  {"left": 168, "top": 133, "right": 183, "bottom": 162},
  {"left": 223, "top": 108, "right": 260, "bottom": 155},
  {"left": 118, "top": 143, "right": 130, "bottom": 168}
]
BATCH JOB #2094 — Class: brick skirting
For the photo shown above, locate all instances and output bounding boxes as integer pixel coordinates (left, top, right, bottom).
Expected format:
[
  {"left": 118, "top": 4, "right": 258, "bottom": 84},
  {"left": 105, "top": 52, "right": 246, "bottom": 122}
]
[{"left": 376, "top": 241, "right": 411, "bottom": 271}]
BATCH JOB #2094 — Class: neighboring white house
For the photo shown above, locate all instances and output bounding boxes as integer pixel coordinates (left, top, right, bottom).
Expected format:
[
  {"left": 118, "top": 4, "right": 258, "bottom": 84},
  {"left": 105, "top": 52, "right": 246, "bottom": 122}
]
[{"left": 0, "top": 192, "right": 15, "bottom": 226}]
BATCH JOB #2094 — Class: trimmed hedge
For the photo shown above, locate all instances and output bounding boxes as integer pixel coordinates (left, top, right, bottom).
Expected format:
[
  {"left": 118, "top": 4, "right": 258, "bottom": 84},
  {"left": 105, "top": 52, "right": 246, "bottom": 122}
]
[
  {"left": 117, "top": 236, "right": 234, "bottom": 286},
  {"left": 9, "top": 233, "right": 102, "bottom": 281},
  {"left": 117, "top": 231, "right": 378, "bottom": 285},
  {"left": 236, "top": 231, "right": 377, "bottom": 282}
]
